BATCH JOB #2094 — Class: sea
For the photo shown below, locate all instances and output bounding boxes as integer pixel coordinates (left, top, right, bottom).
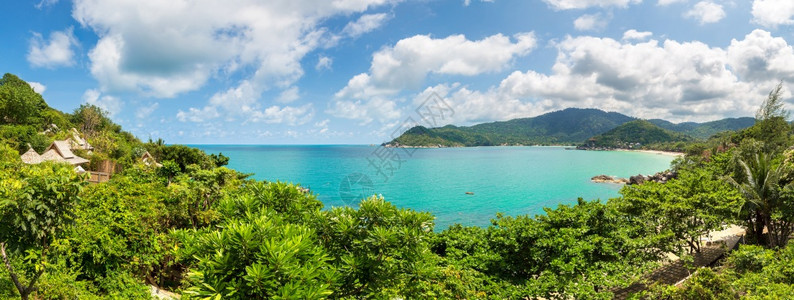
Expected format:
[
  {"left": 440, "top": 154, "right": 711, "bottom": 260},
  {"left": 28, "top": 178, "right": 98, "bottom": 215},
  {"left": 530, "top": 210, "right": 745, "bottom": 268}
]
[{"left": 193, "top": 145, "right": 675, "bottom": 229}]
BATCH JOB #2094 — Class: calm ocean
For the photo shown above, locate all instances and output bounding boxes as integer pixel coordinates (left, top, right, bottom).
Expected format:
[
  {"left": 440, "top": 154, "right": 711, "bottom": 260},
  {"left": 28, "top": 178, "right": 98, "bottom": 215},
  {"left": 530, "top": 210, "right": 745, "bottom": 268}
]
[{"left": 193, "top": 145, "right": 674, "bottom": 229}]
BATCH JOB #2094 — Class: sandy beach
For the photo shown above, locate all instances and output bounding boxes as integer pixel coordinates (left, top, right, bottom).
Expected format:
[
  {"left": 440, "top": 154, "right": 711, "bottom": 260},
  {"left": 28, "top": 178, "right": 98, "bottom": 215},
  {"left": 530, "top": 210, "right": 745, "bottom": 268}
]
[{"left": 617, "top": 149, "right": 685, "bottom": 157}]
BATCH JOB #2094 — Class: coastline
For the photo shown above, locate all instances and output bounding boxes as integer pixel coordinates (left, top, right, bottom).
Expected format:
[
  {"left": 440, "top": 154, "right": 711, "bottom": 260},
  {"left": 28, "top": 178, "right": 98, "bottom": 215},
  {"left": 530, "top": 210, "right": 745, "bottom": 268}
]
[{"left": 614, "top": 149, "right": 684, "bottom": 157}]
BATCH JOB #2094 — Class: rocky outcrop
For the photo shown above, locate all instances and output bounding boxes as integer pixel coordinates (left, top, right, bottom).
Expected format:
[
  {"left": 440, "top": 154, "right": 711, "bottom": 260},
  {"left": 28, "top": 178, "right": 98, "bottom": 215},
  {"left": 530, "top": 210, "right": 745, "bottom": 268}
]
[
  {"left": 591, "top": 175, "right": 629, "bottom": 184},
  {"left": 628, "top": 170, "right": 677, "bottom": 185}
]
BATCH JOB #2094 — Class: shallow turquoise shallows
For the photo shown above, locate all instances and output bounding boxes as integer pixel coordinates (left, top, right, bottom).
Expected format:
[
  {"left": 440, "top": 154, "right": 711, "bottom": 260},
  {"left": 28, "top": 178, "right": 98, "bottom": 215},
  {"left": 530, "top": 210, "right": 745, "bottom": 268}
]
[{"left": 193, "top": 145, "right": 674, "bottom": 229}]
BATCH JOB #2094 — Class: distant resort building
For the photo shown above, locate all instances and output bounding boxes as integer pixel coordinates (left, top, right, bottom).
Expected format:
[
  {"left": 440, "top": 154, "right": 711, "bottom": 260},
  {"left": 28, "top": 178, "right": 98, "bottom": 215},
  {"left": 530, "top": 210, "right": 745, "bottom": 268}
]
[
  {"left": 20, "top": 139, "right": 91, "bottom": 173},
  {"left": 141, "top": 151, "right": 162, "bottom": 167},
  {"left": 69, "top": 128, "right": 93, "bottom": 151},
  {"left": 20, "top": 129, "right": 92, "bottom": 173}
]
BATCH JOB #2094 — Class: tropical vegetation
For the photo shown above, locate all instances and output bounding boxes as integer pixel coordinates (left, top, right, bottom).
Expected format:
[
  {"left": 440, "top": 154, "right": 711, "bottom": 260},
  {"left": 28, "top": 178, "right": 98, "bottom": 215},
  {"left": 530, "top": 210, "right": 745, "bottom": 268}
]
[{"left": 2, "top": 73, "right": 794, "bottom": 299}]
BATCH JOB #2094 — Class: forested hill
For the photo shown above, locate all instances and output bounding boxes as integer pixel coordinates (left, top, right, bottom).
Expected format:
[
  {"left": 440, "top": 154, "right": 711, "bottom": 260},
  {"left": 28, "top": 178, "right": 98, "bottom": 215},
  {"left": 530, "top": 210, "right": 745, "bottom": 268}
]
[
  {"left": 583, "top": 120, "right": 694, "bottom": 149},
  {"left": 388, "top": 108, "right": 755, "bottom": 147},
  {"left": 648, "top": 117, "right": 756, "bottom": 139}
]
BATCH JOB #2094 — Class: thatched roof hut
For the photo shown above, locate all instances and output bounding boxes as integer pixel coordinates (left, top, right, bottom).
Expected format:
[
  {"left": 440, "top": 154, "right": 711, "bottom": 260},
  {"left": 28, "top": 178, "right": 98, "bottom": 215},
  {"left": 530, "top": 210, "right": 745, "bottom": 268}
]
[
  {"left": 44, "top": 140, "right": 89, "bottom": 165},
  {"left": 69, "top": 128, "right": 93, "bottom": 150},
  {"left": 141, "top": 151, "right": 162, "bottom": 167},
  {"left": 40, "top": 149, "right": 67, "bottom": 163},
  {"left": 20, "top": 148, "right": 43, "bottom": 164}
]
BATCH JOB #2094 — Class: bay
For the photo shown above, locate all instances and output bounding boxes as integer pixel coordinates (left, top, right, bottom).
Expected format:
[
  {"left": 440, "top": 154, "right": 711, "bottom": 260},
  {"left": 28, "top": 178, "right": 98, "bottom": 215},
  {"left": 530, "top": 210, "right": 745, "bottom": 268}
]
[{"left": 193, "top": 145, "right": 675, "bottom": 229}]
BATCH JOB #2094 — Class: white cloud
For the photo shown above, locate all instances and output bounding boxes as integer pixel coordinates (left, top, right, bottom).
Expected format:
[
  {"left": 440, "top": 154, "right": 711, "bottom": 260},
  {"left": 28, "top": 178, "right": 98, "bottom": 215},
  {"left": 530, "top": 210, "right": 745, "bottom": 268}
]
[
  {"left": 277, "top": 86, "right": 300, "bottom": 103},
  {"left": 27, "top": 27, "right": 78, "bottom": 68},
  {"left": 331, "top": 32, "right": 536, "bottom": 124},
  {"left": 136, "top": 103, "right": 159, "bottom": 119},
  {"left": 177, "top": 106, "right": 219, "bottom": 123},
  {"left": 658, "top": 0, "right": 686, "bottom": 5},
  {"left": 28, "top": 82, "right": 46, "bottom": 94},
  {"left": 542, "top": 0, "right": 640, "bottom": 10},
  {"left": 35, "top": 0, "right": 58, "bottom": 9},
  {"left": 622, "top": 29, "right": 653, "bottom": 41},
  {"left": 316, "top": 55, "right": 333, "bottom": 71},
  {"left": 83, "top": 89, "right": 123, "bottom": 117},
  {"left": 463, "top": 0, "right": 494, "bottom": 6},
  {"left": 684, "top": 1, "right": 726, "bottom": 24},
  {"left": 574, "top": 13, "right": 609, "bottom": 31},
  {"left": 326, "top": 96, "right": 401, "bottom": 125},
  {"left": 752, "top": 0, "right": 794, "bottom": 27},
  {"left": 250, "top": 104, "right": 314, "bottom": 125},
  {"left": 342, "top": 13, "right": 391, "bottom": 38},
  {"left": 366, "top": 30, "right": 794, "bottom": 128},
  {"left": 177, "top": 80, "right": 313, "bottom": 124},
  {"left": 72, "top": 0, "right": 399, "bottom": 98},
  {"left": 349, "top": 32, "right": 536, "bottom": 93},
  {"left": 726, "top": 29, "right": 794, "bottom": 82},
  {"left": 460, "top": 31, "right": 794, "bottom": 123}
]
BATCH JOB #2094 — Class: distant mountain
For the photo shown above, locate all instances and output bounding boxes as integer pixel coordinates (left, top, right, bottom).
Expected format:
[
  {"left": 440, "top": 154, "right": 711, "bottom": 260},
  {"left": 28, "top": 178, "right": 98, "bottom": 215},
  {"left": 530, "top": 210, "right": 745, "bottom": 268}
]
[
  {"left": 648, "top": 117, "right": 755, "bottom": 139},
  {"left": 388, "top": 108, "right": 755, "bottom": 147},
  {"left": 583, "top": 120, "right": 694, "bottom": 149},
  {"left": 390, "top": 108, "right": 635, "bottom": 147}
]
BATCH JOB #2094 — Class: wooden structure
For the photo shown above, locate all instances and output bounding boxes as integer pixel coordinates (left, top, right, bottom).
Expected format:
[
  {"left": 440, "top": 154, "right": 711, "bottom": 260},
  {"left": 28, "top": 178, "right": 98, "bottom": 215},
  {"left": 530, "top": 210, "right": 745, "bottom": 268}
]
[{"left": 88, "top": 171, "right": 111, "bottom": 184}]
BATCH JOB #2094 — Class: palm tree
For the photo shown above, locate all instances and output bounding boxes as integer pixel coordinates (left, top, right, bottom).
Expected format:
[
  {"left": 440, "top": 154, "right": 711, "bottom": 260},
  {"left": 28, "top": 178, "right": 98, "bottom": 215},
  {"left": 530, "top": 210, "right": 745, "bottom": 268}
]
[{"left": 729, "top": 150, "right": 794, "bottom": 248}]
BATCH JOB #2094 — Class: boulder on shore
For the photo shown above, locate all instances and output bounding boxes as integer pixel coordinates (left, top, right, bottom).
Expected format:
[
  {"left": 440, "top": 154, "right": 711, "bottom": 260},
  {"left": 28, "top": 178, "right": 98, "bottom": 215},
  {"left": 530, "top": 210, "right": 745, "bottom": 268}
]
[
  {"left": 627, "top": 170, "right": 677, "bottom": 185},
  {"left": 591, "top": 175, "right": 629, "bottom": 184}
]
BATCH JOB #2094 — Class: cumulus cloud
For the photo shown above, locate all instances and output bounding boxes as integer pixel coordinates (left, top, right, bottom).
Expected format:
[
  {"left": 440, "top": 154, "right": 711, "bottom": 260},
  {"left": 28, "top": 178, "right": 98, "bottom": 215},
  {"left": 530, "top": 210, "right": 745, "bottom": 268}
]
[
  {"left": 752, "top": 0, "right": 794, "bottom": 27},
  {"left": 28, "top": 82, "right": 46, "bottom": 94},
  {"left": 347, "top": 29, "right": 794, "bottom": 128},
  {"left": 463, "top": 0, "right": 494, "bottom": 6},
  {"left": 684, "top": 1, "right": 726, "bottom": 24},
  {"left": 726, "top": 29, "right": 794, "bottom": 82},
  {"left": 342, "top": 13, "right": 391, "bottom": 38},
  {"left": 72, "top": 0, "right": 399, "bottom": 98},
  {"left": 136, "top": 102, "right": 159, "bottom": 119},
  {"left": 574, "top": 13, "right": 609, "bottom": 31},
  {"left": 27, "top": 27, "right": 78, "bottom": 68},
  {"left": 83, "top": 89, "right": 123, "bottom": 117},
  {"left": 657, "top": 0, "right": 686, "bottom": 5},
  {"left": 316, "top": 55, "right": 333, "bottom": 71},
  {"left": 177, "top": 80, "right": 313, "bottom": 124},
  {"left": 622, "top": 29, "right": 653, "bottom": 41},
  {"left": 542, "top": 0, "right": 640, "bottom": 10},
  {"left": 35, "top": 0, "right": 58, "bottom": 9},
  {"left": 330, "top": 32, "right": 536, "bottom": 124},
  {"left": 250, "top": 104, "right": 314, "bottom": 125},
  {"left": 277, "top": 86, "right": 300, "bottom": 103},
  {"left": 447, "top": 30, "right": 794, "bottom": 124}
]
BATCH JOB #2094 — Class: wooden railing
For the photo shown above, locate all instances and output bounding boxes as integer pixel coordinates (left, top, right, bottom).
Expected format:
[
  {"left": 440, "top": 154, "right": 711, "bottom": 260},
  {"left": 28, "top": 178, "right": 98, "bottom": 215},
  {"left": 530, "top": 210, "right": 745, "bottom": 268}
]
[{"left": 88, "top": 171, "right": 111, "bottom": 184}]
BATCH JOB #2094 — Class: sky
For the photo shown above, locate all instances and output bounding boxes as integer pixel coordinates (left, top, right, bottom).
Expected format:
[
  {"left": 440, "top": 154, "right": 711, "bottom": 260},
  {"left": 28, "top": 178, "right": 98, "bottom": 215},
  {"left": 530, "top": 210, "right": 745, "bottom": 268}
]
[{"left": 2, "top": 0, "right": 794, "bottom": 144}]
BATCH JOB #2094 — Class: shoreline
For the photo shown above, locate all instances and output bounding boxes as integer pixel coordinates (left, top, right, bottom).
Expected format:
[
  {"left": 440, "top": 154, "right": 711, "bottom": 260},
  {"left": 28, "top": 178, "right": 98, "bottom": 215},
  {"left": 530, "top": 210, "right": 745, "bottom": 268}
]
[{"left": 614, "top": 149, "right": 684, "bottom": 157}]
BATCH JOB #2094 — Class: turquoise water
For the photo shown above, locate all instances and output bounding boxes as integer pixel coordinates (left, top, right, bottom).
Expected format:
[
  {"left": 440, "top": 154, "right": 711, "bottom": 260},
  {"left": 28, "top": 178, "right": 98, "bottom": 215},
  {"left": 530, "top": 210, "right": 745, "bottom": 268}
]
[{"left": 193, "top": 145, "right": 674, "bottom": 229}]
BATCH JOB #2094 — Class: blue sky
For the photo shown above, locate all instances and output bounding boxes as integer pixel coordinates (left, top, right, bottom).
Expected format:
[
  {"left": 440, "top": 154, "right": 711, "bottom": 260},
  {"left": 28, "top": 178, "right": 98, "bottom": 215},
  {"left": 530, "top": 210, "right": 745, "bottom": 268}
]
[{"left": 2, "top": 0, "right": 794, "bottom": 144}]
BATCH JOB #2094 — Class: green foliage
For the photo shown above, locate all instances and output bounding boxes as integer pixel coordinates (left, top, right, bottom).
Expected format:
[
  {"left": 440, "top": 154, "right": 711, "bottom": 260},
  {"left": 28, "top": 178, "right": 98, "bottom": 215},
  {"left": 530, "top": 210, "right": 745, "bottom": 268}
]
[
  {"left": 146, "top": 143, "right": 223, "bottom": 171},
  {"left": 618, "top": 168, "right": 742, "bottom": 253},
  {"left": 728, "top": 145, "right": 794, "bottom": 247},
  {"left": 0, "top": 73, "right": 47, "bottom": 125},
  {"left": 0, "top": 162, "right": 86, "bottom": 300},
  {"left": 0, "top": 125, "right": 52, "bottom": 154},
  {"left": 586, "top": 120, "right": 694, "bottom": 150},
  {"left": 314, "top": 196, "right": 437, "bottom": 298},
  {"left": 649, "top": 117, "right": 755, "bottom": 140},
  {"left": 638, "top": 268, "right": 738, "bottom": 300},
  {"left": 176, "top": 182, "right": 335, "bottom": 299}
]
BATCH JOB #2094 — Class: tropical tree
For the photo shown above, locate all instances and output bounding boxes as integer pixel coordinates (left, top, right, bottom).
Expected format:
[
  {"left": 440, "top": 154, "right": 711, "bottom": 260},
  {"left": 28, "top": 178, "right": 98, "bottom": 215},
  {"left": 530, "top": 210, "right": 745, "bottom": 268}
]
[
  {"left": 0, "top": 73, "right": 46, "bottom": 125},
  {"left": 619, "top": 168, "right": 741, "bottom": 253},
  {"left": 0, "top": 162, "right": 85, "bottom": 300},
  {"left": 729, "top": 144, "right": 794, "bottom": 248}
]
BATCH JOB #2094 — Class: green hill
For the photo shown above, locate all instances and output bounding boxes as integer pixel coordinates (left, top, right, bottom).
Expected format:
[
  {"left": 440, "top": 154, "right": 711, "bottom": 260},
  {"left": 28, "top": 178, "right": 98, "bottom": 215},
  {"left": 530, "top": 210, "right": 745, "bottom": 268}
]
[
  {"left": 584, "top": 120, "right": 694, "bottom": 149},
  {"left": 648, "top": 117, "right": 756, "bottom": 139},
  {"left": 390, "top": 108, "right": 636, "bottom": 146},
  {"left": 389, "top": 108, "right": 755, "bottom": 148}
]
